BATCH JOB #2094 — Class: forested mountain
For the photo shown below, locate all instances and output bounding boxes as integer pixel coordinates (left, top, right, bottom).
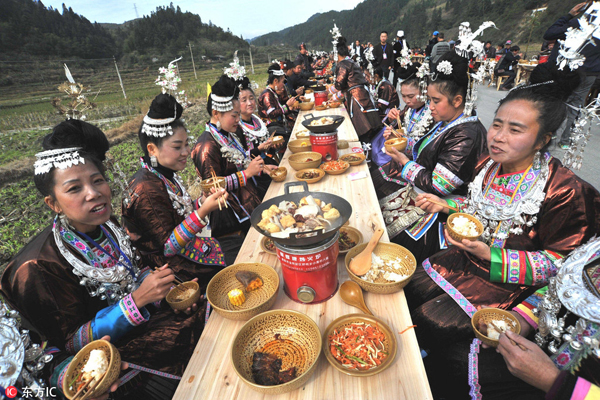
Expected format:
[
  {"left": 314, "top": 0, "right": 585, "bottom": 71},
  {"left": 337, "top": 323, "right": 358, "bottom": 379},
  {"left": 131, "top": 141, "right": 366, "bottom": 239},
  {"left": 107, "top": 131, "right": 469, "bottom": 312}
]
[
  {"left": 0, "top": 0, "right": 247, "bottom": 60},
  {"left": 253, "top": 0, "right": 575, "bottom": 51},
  {"left": 0, "top": 0, "right": 117, "bottom": 58}
]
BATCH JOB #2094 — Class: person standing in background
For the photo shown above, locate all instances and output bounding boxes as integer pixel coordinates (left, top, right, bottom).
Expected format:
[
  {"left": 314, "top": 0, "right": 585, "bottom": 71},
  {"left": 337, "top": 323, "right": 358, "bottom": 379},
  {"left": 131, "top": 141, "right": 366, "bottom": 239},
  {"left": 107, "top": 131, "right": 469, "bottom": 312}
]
[
  {"left": 392, "top": 30, "right": 410, "bottom": 87},
  {"left": 295, "top": 43, "right": 314, "bottom": 79},
  {"left": 430, "top": 32, "right": 450, "bottom": 70},
  {"left": 425, "top": 31, "right": 439, "bottom": 57},
  {"left": 373, "top": 31, "right": 394, "bottom": 79}
]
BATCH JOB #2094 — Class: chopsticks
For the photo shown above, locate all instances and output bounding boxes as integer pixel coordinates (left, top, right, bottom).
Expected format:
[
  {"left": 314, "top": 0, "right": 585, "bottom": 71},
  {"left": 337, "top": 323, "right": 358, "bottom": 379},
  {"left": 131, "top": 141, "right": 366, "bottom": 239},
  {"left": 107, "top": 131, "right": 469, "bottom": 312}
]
[
  {"left": 154, "top": 267, "right": 185, "bottom": 284},
  {"left": 210, "top": 169, "right": 228, "bottom": 210},
  {"left": 395, "top": 106, "right": 402, "bottom": 129},
  {"left": 383, "top": 122, "right": 404, "bottom": 139},
  {"left": 489, "top": 321, "right": 528, "bottom": 351},
  {"left": 72, "top": 372, "right": 106, "bottom": 400}
]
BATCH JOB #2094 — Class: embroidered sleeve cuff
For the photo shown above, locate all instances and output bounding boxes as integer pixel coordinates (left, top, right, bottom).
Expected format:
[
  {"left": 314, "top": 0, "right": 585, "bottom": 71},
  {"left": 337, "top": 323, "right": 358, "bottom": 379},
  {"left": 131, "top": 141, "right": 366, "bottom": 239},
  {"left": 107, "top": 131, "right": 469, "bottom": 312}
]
[
  {"left": 431, "top": 163, "right": 464, "bottom": 196},
  {"left": 446, "top": 199, "right": 459, "bottom": 215},
  {"left": 400, "top": 161, "right": 425, "bottom": 183},
  {"left": 51, "top": 356, "right": 73, "bottom": 395},
  {"left": 378, "top": 99, "right": 390, "bottom": 106},
  {"left": 119, "top": 293, "right": 150, "bottom": 326},
  {"left": 164, "top": 210, "right": 207, "bottom": 256},
  {"left": 489, "top": 247, "right": 504, "bottom": 282},
  {"left": 514, "top": 305, "right": 539, "bottom": 331},
  {"left": 570, "top": 377, "right": 600, "bottom": 400},
  {"left": 282, "top": 105, "right": 288, "bottom": 113}
]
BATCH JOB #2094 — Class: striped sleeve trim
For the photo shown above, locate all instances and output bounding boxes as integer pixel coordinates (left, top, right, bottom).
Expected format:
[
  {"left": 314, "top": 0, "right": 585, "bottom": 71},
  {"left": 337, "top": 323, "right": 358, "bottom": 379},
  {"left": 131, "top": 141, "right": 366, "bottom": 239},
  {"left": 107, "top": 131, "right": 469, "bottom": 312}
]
[
  {"left": 431, "top": 163, "right": 464, "bottom": 196},
  {"left": 400, "top": 161, "right": 425, "bottom": 184},
  {"left": 491, "top": 249, "right": 563, "bottom": 285},
  {"left": 65, "top": 321, "right": 93, "bottom": 354},
  {"left": 119, "top": 293, "right": 148, "bottom": 326}
]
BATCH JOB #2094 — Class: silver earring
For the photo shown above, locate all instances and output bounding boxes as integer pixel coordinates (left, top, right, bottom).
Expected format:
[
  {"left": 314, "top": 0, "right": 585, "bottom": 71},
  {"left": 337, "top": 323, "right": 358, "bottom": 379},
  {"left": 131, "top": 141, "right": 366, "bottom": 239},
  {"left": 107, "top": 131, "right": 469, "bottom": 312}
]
[
  {"left": 59, "top": 213, "right": 74, "bottom": 230},
  {"left": 216, "top": 121, "right": 222, "bottom": 130},
  {"left": 533, "top": 151, "right": 541, "bottom": 169},
  {"left": 150, "top": 155, "right": 158, "bottom": 168}
]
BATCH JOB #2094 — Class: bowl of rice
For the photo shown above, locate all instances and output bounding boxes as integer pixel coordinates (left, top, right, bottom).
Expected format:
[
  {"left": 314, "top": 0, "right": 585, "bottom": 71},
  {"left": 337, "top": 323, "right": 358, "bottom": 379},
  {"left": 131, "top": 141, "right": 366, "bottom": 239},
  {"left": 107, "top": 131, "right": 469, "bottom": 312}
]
[
  {"left": 471, "top": 308, "right": 521, "bottom": 347},
  {"left": 63, "top": 340, "right": 121, "bottom": 399},
  {"left": 344, "top": 242, "right": 416, "bottom": 294},
  {"left": 446, "top": 213, "right": 483, "bottom": 242}
]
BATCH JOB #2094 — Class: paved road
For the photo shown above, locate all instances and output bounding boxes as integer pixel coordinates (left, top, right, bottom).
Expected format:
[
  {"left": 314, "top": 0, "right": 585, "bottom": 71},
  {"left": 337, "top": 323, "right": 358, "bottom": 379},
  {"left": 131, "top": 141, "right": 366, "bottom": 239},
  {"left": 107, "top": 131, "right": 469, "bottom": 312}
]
[{"left": 475, "top": 84, "right": 600, "bottom": 190}]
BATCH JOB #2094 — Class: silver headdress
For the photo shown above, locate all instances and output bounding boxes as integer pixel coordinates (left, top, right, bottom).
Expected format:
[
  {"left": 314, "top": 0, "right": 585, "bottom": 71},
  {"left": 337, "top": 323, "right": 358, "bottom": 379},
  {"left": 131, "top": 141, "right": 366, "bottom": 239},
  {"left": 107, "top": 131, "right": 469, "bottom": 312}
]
[
  {"left": 556, "top": 3, "right": 600, "bottom": 71},
  {"left": 224, "top": 51, "right": 259, "bottom": 90},
  {"left": 454, "top": 20, "right": 497, "bottom": 116},
  {"left": 416, "top": 63, "right": 431, "bottom": 103},
  {"left": 556, "top": 5, "right": 600, "bottom": 169},
  {"left": 155, "top": 57, "right": 189, "bottom": 108},
  {"left": 454, "top": 21, "right": 497, "bottom": 59},
  {"left": 562, "top": 96, "right": 600, "bottom": 170},
  {"left": 211, "top": 93, "right": 235, "bottom": 112},
  {"left": 269, "top": 69, "right": 285, "bottom": 77},
  {"left": 141, "top": 101, "right": 178, "bottom": 138},
  {"left": 535, "top": 237, "right": 600, "bottom": 362},
  {"left": 330, "top": 23, "right": 342, "bottom": 59},
  {"left": 52, "top": 64, "right": 96, "bottom": 121},
  {"left": 34, "top": 147, "right": 86, "bottom": 175}
]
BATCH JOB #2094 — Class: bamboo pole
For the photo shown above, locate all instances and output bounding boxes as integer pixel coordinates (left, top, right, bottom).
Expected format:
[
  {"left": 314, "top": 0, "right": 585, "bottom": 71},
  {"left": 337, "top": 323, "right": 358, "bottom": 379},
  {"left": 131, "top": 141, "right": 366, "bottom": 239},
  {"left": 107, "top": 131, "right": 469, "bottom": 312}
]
[
  {"left": 189, "top": 41, "right": 198, "bottom": 79},
  {"left": 249, "top": 46, "right": 255, "bottom": 74},
  {"left": 113, "top": 56, "right": 127, "bottom": 99}
]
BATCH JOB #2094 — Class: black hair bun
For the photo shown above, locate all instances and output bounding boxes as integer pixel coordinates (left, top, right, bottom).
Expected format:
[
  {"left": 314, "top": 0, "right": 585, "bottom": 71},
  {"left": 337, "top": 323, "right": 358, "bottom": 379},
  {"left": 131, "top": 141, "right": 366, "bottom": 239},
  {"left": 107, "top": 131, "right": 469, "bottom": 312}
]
[
  {"left": 397, "top": 62, "right": 420, "bottom": 80},
  {"left": 147, "top": 93, "right": 183, "bottom": 120},
  {"left": 435, "top": 51, "right": 469, "bottom": 89},
  {"left": 236, "top": 76, "right": 251, "bottom": 90},
  {"left": 267, "top": 63, "right": 282, "bottom": 74},
  {"left": 212, "top": 74, "right": 238, "bottom": 98},
  {"left": 529, "top": 63, "right": 582, "bottom": 101},
  {"left": 42, "top": 119, "right": 109, "bottom": 162}
]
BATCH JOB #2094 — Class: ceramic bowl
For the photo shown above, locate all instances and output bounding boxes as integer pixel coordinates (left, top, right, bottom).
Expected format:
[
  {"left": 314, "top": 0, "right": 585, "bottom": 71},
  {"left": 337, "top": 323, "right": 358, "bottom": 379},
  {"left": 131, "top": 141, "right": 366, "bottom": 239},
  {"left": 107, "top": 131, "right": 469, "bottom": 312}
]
[
  {"left": 323, "top": 313, "right": 397, "bottom": 377},
  {"left": 446, "top": 213, "right": 484, "bottom": 242},
  {"left": 231, "top": 310, "right": 322, "bottom": 394},
  {"left": 207, "top": 263, "right": 279, "bottom": 321},
  {"left": 471, "top": 308, "right": 521, "bottom": 348},
  {"left": 63, "top": 340, "right": 121, "bottom": 400},
  {"left": 344, "top": 242, "right": 416, "bottom": 294}
]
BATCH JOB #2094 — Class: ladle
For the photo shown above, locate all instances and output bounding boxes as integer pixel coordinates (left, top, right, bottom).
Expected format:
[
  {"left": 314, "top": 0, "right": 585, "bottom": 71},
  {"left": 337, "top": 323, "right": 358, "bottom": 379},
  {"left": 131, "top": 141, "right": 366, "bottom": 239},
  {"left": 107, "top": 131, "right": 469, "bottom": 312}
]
[
  {"left": 339, "top": 280, "right": 373, "bottom": 315},
  {"left": 348, "top": 228, "right": 384, "bottom": 276}
]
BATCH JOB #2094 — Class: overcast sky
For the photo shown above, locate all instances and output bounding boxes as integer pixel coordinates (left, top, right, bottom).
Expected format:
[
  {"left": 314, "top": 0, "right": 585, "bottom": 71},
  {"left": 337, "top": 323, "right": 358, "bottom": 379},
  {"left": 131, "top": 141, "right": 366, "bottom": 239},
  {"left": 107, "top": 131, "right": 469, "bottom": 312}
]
[{"left": 42, "top": 0, "right": 364, "bottom": 39}]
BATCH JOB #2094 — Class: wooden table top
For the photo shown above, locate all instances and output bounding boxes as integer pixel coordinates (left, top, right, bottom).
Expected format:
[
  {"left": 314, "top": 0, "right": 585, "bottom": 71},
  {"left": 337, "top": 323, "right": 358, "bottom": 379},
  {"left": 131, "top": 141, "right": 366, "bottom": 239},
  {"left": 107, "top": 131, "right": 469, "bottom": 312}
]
[{"left": 173, "top": 108, "right": 432, "bottom": 400}]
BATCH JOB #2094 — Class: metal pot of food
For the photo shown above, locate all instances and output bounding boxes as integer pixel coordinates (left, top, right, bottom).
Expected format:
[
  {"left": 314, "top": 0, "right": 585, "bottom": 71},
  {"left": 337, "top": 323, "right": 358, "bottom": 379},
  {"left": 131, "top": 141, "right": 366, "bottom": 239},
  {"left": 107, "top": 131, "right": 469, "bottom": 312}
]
[
  {"left": 251, "top": 181, "right": 352, "bottom": 246},
  {"left": 301, "top": 114, "right": 345, "bottom": 133}
]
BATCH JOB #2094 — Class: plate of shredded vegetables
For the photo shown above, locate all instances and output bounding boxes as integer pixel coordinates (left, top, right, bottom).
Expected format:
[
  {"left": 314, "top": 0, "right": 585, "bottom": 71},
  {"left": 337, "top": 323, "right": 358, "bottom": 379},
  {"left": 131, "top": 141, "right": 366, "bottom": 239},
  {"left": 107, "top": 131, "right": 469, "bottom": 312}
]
[
  {"left": 323, "top": 314, "right": 397, "bottom": 377},
  {"left": 319, "top": 160, "right": 350, "bottom": 175}
]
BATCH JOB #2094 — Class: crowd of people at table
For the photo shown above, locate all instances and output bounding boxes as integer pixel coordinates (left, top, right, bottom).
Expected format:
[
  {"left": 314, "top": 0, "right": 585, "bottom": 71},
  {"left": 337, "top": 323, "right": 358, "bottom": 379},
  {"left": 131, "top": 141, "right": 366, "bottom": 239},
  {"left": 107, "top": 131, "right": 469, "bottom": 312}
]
[{"left": 1, "top": 2, "right": 600, "bottom": 400}]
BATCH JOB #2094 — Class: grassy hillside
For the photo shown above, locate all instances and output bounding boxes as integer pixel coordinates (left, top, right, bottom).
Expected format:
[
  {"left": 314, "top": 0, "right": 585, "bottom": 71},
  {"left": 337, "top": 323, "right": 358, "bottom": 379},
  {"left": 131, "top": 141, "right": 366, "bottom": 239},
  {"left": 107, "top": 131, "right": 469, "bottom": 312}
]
[{"left": 253, "top": 0, "right": 574, "bottom": 54}]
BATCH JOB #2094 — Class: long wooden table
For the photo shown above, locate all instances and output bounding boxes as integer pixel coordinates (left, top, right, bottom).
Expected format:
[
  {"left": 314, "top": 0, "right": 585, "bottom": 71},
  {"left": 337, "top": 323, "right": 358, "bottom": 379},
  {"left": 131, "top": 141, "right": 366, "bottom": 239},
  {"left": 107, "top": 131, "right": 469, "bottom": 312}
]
[{"left": 173, "top": 107, "right": 432, "bottom": 400}]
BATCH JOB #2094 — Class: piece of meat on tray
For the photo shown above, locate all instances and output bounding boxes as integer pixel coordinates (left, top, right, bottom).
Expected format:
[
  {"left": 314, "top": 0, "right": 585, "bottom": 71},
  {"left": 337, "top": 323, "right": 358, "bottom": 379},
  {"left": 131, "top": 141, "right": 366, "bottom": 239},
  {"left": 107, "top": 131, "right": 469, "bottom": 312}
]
[{"left": 251, "top": 352, "right": 297, "bottom": 386}]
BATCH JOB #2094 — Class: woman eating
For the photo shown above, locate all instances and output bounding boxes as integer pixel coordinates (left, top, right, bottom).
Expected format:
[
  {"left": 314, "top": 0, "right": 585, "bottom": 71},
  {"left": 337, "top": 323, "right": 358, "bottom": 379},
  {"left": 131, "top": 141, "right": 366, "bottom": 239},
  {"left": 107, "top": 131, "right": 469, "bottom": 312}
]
[
  {"left": 122, "top": 94, "right": 235, "bottom": 283},
  {"left": 406, "top": 64, "right": 600, "bottom": 378},
  {"left": 328, "top": 37, "right": 382, "bottom": 142},
  {"left": 192, "top": 75, "right": 267, "bottom": 241},
  {"left": 234, "top": 72, "right": 280, "bottom": 197},
  {"left": 377, "top": 51, "right": 487, "bottom": 262},
  {"left": 1, "top": 120, "right": 206, "bottom": 398},
  {"left": 258, "top": 63, "right": 298, "bottom": 138},
  {"left": 370, "top": 75, "right": 433, "bottom": 167}
]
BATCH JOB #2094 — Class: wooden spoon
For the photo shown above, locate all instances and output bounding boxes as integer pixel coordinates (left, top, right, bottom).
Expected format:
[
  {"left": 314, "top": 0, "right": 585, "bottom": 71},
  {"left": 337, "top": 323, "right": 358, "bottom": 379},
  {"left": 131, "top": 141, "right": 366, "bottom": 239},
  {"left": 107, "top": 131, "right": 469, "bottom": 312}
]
[
  {"left": 348, "top": 228, "right": 384, "bottom": 276},
  {"left": 339, "top": 280, "right": 373, "bottom": 315}
]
